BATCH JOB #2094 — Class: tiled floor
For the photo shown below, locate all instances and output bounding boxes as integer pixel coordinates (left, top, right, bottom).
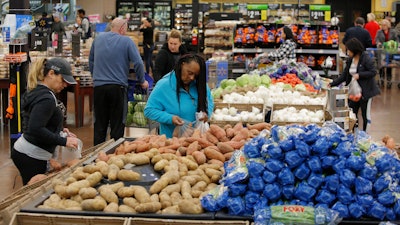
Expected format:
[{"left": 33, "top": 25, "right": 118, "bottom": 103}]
[{"left": 0, "top": 70, "right": 399, "bottom": 201}]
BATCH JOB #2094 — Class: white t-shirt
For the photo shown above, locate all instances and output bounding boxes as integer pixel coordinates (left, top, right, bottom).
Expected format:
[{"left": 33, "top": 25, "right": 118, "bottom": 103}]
[{"left": 349, "top": 60, "right": 357, "bottom": 75}]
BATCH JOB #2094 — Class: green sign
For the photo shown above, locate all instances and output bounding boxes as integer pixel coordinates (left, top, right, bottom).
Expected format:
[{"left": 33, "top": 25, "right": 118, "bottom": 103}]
[
  {"left": 309, "top": 5, "right": 331, "bottom": 11},
  {"left": 247, "top": 4, "right": 268, "bottom": 10}
]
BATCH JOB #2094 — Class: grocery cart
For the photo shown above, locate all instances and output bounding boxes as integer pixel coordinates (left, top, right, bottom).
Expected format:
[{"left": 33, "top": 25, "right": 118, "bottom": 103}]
[{"left": 366, "top": 48, "right": 400, "bottom": 88}]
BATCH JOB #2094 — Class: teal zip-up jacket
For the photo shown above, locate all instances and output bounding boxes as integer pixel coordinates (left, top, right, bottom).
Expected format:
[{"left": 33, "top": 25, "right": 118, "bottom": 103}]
[{"left": 144, "top": 71, "right": 214, "bottom": 138}]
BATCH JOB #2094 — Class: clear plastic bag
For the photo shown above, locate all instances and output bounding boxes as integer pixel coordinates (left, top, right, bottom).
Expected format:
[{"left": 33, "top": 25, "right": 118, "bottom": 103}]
[
  {"left": 173, "top": 120, "right": 195, "bottom": 138},
  {"left": 53, "top": 132, "right": 83, "bottom": 166},
  {"left": 348, "top": 78, "right": 362, "bottom": 102},
  {"left": 194, "top": 111, "right": 210, "bottom": 134}
]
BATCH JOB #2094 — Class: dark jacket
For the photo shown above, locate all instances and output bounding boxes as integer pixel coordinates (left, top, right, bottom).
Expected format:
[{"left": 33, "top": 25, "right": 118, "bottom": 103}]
[
  {"left": 343, "top": 26, "right": 373, "bottom": 49},
  {"left": 22, "top": 85, "right": 66, "bottom": 153},
  {"left": 140, "top": 26, "right": 154, "bottom": 46},
  {"left": 153, "top": 43, "right": 188, "bottom": 83},
  {"left": 331, "top": 52, "right": 380, "bottom": 100},
  {"left": 375, "top": 28, "right": 399, "bottom": 46}
]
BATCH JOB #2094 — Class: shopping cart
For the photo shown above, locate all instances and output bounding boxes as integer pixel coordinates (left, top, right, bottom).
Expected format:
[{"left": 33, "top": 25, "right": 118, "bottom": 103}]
[{"left": 366, "top": 48, "right": 400, "bottom": 88}]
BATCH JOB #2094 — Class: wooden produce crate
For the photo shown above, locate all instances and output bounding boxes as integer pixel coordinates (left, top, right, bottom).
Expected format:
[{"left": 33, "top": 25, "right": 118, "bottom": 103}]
[
  {"left": 271, "top": 104, "right": 325, "bottom": 126},
  {"left": 129, "top": 217, "right": 249, "bottom": 225},
  {"left": 10, "top": 212, "right": 128, "bottom": 225},
  {"left": 210, "top": 103, "right": 265, "bottom": 127}
]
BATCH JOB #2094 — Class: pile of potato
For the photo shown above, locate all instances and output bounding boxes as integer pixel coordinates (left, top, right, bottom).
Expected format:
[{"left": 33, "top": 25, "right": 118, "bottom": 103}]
[{"left": 38, "top": 149, "right": 223, "bottom": 214}]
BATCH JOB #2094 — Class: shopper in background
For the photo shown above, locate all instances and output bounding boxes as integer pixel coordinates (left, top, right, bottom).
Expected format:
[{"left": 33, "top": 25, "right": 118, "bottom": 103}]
[
  {"left": 252, "top": 26, "right": 297, "bottom": 66},
  {"left": 11, "top": 58, "right": 79, "bottom": 185},
  {"left": 51, "top": 13, "right": 65, "bottom": 35},
  {"left": 144, "top": 54, "right": 214, "bottom": 138},
  {"left": 364, "top": 13, "right": 380, "bottom": 48},
  {"left": 330, "top": 38, "right": 380, "bottom": 132},
  {"left": 375, "top": 19, "right": 399, "bottom": 88},
  {"left": 104, "top": 15, "right": 115, "bottom": 32},
  {"left": 342, "top": 17, "right": 372, "bottom": 50},
  {"left": 153, "top": 29, "right": 188, "bottom": 83},
  {"left": 77, "top": 9, "right": 91, "bottom": 39},
  {"left": 140, "top": 17, "right": 155, "bottom": 75},
  {"left": 395, "top": 22, "right": 400, "bottom": 41},
  {"left": 36, "top": 12, "right": 52, "bottom": 29},
  {"left": 89, "top": 18, "right": 148, "bottom": 145}
]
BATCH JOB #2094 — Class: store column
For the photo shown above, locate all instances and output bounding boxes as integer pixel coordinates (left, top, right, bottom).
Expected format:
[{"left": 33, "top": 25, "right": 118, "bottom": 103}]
[{"left": 8, "top": 0, "right": 30, "bottom": 150}]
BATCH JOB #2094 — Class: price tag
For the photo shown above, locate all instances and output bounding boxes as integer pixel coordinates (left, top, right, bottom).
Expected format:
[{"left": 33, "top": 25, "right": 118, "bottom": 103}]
[
  {"left": 309, "top": 5, "right": 331, "bottom": 22},
  {"left": 247, "top": 4, "right": 268, "bottom": 20}
]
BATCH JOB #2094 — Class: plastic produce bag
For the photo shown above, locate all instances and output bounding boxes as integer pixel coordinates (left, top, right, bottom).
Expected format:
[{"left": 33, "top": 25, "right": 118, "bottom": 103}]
[
  {"left": 323, "top": 174, "right": 340, "bottom": 192},
  {"left": 348, "top": 202, "right": 364, "bottom": 219},
  {"left": 263, "top": 183, "right": 282, "bottom": 201},
  {"left": 312, "top": 136, "right": 330, "bottom": 156},
  {"left": 331, "top": 201, "right": 349, "bottom": 218},
  {"left": 285, "top": 150, "right": 304, "bottom": 169},
  {"left": 321, "top": 155, "right": 337, "bottom": 169},
  {"left": 261, "top": 142, "right": 283, "bottom": 159},
  {"left": 345, "top": 153, "right": 366, "bottom": 171},
  {"left": 200, "top": 184, "right": 229, "bottom": 211},
  {"left": 307, "top": 173, "right": 324, "bottom": 189},
  {"left": 227, "top": 196, "right": 246, "bottom": 215},
  {"left": 294, "top": 163, "right": 311, "bottom": 180},
  {"left": 54, "top": 132, "right": 83, "bottom": 166},
  {"left": 245, "top": 191, "right": 261, "bottom": 206},
  {"left": 315, "top": 189, "right": 336, "bottom": 205},
  {"left": 173, "top": 119, "right": 195, "bottom": 138},
  {"left": 377, "top": 190, "right": 396, "bottom": 206},
  {"left": 339, "top": 169, "right": 356, "bottom": 188},
  {"left": 337, "top": 185, "right": 353, "bottom": 204},
  {"left": 359, "top": 163, "right": 378, "bottom": 181},
  {"left": 295, "top": 139, "right": 311, "bottom": 158},
  {"left": 229, "top": 183, "right": 247, "bottom": 197},
  {"left": 249, "top": 176, "right": 265, "bottom": 192},
  {"left": 307, "top": 156, "right": 322, "bottom": 173},
  {"left": 262, "top": 170, "right": 277, "bottom": 183},
  {"left": 348, "top": 77, "right": 362, "bottom": 102},
  {"left": 356, "top": 194, "right": 374, "bottom": 208},
  {"left": 282, "top": 185, "right": 295, "bottom": 200},
  {"left": 194, "top": 111, "right": 209, "bottom": 134},
  {"left": 277, "top": 167, "right": 295, "bottom": 185},
  {"left": 355, "top": 176, "right": 373, "bottom": 195},
  {"left": 244, "top": 141, "right": 261, "bottom": 158},
  {"left": 368, "top": 201, "right": 386, "bottom": 220},
  {"left": 294, "top": 182, "right": 316, "bottom": 202},
  {"left": 221, "top": 150, "right": 248, "bottom": 185},
  {"left": 254, "top": 198, "right": 270, "bottom": 225},
  {"left": 266, "top": 205, "right": 342, "bottom": 225},
  {"left": 265, "top": 158, "right": 284, "bottom": 173},
  {"left": 247, "top": 158, "right": 265, "bottom": 177},
  {"left": 374, "top": 174, "right": 391, "bottom": 193}
]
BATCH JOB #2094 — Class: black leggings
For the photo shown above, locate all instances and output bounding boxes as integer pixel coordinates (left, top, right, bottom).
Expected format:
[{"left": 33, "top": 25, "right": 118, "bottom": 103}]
[
  {"left": 349, "top": 98, "right": 372, "bottom": 131},
  {"left": 11, "top": 148, "right": 47, "bottom": 185}
]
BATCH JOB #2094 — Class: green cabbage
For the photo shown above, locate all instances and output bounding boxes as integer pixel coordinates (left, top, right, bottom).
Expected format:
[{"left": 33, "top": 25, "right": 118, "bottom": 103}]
[
  {"left": 260, "top": 75, "right": 271, "bottom": 87},
  {"left": 220, "top": 79, "right": 236, "bottom": 89},
  {"left": 294, "top": 84, "right": 306, "bottom": 92},
  {"left": 283, "top": 84, "right": 293, "bottom": 90},
  {"left": 126, "top": 112, "right": 134, "bottom": 125},
  {"left": 133, "top": 112, "right": 147, "bottom": 127},
  {"left": 134, "top": 102, "right": 146, "bottom": 112},
  {"left": 212, "top": 87, "right": 224, "bottom": 99},
  {"left": 128, "top": 102, "right": 135, "bottom": 114},
  {"left": 236, "top": 74, "right": 250, "bottom": 87}
]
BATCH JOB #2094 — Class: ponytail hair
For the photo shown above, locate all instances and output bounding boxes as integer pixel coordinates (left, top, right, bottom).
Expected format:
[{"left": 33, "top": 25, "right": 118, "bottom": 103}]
[{"left": 27, "top": 58, "right": 49, "bottom": 91}]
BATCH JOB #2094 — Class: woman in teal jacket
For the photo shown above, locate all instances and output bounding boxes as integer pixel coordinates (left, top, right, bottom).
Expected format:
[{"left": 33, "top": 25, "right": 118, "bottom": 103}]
[{"left": 144, "top": 54, "right": 214, "bottom": 138}]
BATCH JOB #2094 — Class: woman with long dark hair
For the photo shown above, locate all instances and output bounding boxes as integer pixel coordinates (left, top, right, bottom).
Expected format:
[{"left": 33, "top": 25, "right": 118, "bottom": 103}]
[
  {"left": 252, "top": 26, "right": 297, "bottom": 66},
  {"left": 330, "top": 38, "right": 380, "bottom": 131},
  {"left": 144, "top": 54, "right": 214, "bottom": 138}
]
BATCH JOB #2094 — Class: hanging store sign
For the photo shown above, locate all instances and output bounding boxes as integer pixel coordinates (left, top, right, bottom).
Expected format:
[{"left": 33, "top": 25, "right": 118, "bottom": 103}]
[
  {"left": 247, "top": 4, "right": 268, "bottom": 20},
  {"left": 309, "top": 4, "right": 331, "bottom": 22}
]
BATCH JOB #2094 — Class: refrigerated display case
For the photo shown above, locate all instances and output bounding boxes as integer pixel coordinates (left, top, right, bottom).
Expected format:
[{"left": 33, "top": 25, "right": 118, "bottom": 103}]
[
  {"left": 136, "top": 1, "right": 152, "bottom": 19},
  {"left": 174, "top": 4, "right": 193, "bottom": 40},
  {"left": 154, "top": 1, "right": 172, "bottom": 31}
]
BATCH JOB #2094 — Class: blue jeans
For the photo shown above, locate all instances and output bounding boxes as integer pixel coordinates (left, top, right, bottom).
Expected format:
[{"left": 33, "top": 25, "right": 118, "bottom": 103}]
[{"left": 143, "top": 44, "right": 154, "bottom": 74}]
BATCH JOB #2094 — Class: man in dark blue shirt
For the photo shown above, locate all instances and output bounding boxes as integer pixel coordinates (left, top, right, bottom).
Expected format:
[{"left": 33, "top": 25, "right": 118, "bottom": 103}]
[{"left": 343, "top": 17, "right": 372, "bottom": 49}]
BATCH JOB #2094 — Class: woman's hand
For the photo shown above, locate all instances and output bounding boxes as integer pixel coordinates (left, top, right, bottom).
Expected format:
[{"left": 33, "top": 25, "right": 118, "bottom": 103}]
[
  {"left": 172, "top": 116, "right": 184, "bottom": 126},
  {"left": 66, "top": 137, "right": 80, "bottom": 149},
  {"left": 141, "top": 80, "right": 149, "bottom": 89},
  {"left": 49, "top": 158, "right": 62, "bottom": 171},
  {"left": 352, "top": 74, "right": 359, "bottom": 80},
  {"left": 63, "top": 128, "right": 77, "bottom": 137},
  {"left": 199, "top": 114, "right": 208, "bottom": 122}
]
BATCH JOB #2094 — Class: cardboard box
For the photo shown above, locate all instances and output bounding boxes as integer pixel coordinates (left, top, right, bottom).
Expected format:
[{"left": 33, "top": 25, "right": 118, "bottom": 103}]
[
  {"left": 210, "top": 103, "right": 265, "bottom": 126},
  {"left": 271, "top": 104, "right": 325, "bottom": 126}
]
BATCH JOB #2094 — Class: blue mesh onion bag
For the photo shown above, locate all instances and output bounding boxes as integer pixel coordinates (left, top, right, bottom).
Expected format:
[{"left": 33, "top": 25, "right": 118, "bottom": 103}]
[
  {"left": 285, "top": 150, "right": 304, "bottom": 169},
  {"left": 278, "top": 167, "right": 295, "bottom": 185},
  {"left": 265, "top": 158, "right": 284, "bottom": 173},
  {"left": 294, "top": 163, "right": 310, "bottom": 180},
  {"left": 332, "top": 201, "right": 349, "bottom": 218},
  {"left": 355, "top": 176, "right": 373, "bottom": 195},
  {"left": 339, "top": 169, "right": 356, "bottom": 188},
  {"left": 307, "top": 156, "right": 322, "bottom": 173},
  {"left": 227, "top": 196, "right": 246, "bottom": 215},
  {"left": 263, "top": 183, "right": 282, "bottom": 201},
  {"left": 348, "top": 202, "right": 364, "bottom": 219},
  {"left": 315, "top": 189, "right": 336, "bottom": 205},
  {"left": 337, "top": 185, "right": 353, "bottom": 204}
]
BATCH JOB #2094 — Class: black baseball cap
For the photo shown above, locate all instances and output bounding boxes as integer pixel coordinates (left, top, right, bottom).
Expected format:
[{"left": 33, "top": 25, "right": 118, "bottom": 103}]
[{"left": 46, "top": 58, "right": 77, "bottom": 85}]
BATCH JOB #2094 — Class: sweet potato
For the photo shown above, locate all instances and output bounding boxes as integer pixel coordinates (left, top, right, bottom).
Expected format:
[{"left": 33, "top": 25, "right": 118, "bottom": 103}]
[
  {"left": 115, "top": 143, "right": 126, "bottom": 155},
  {"left": 186, "top": 141, "right": 200, "bottom": 155},
  {"left": 204, "top": 148, "right": 225, "bottom": 162},
  {"left": 136, "top": 143, "right": 151, "bottom": 153},
  {"left": 97, "top": 151, "right": 109, "bottom": 162},
  {"left": 192, "top": 151, "right": 207, "bottom": 165},
  {"left": 231, "top": 128, "right": 249, "bottom": 142},
  {"left": 209, "top": 124, "right": 229, "bottom": 142},
  {"left": 177, "top": 146, "right": 187, "bottom": 156},
  {"left": 185, "top": 137, "right": 214, "bottom": 148},
  {"left": 205, "top": 132, "right": 219, "bottom": 145},
  {"left": 232, "top": 122, "right": 243, "bottom": 135},
  {"left": 217, "top": 142, "right": 234, "bottom": 154},
  {"left": 224, "top": 140, "right": 245, "bottom": 150},
  {"left": 224, "top": 152, "right": 234, "bottom": 161},
  {"left": 225, "top": 127, "right": 235, "bottom": 139},
  {"left": 247, "top": 122, "right": 272, "bottom": 131}
]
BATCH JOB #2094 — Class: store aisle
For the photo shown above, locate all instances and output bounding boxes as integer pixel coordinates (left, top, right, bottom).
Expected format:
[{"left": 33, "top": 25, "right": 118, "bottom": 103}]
[{"left": 0, "top": 72, "right": 399, "bottom": 201}]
